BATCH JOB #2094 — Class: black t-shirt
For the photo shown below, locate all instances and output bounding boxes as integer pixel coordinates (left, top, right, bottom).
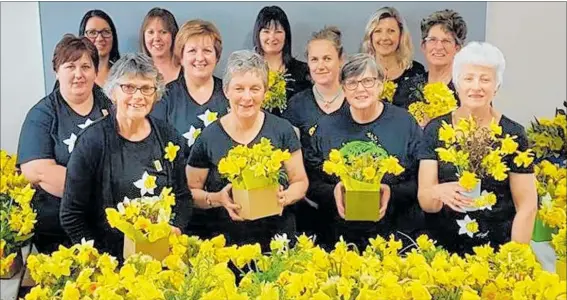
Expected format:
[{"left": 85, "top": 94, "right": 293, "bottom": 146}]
[
  {"left": 282, "top": 88, "right": 349, "bottom": 148},
  {"left": 395, "top": 72, "right": 460, "bottom": 110},
  {"left": 151, "top": 76, "right": 229, "bottom": 156},
  {"left": 187, "top": 112, "right": 301, "bottom": 248},
  {"left": 390, "top": 61, "right": 426, "bottom": 108},
  {"left": 16, "top": 87, "right": 112, "bottom": 236},
  {"left": 417, "top": 113, "right": 534, "bottom": 255},
  {"left": 304, "top": 102, "right": 423, "bottom": 247}
]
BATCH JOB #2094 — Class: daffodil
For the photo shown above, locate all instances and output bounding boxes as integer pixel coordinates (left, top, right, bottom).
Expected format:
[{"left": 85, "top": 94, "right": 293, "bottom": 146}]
[
  {"left": 133, "top": 171, "right": 158, "bottom": 196},
  {"left": 198, "top": 109, "right": 219, "bottom": 127},
  {"left": 459, "top": 171, "right": 479, "bottom": 191},
  {"left": 457, "top": 215, "right": 479, "bottom": 238},
  {"left": 164, "top": 142, "right": 180, "bottom": 162}
]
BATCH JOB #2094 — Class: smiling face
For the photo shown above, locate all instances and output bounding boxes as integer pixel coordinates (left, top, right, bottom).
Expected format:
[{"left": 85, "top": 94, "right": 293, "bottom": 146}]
[
  {"left": 144, "top": 18, "right": 173, "bottom": 58},
  {"left": 307, "top": 39, "right": 343, "bottom": 87},
  {"left": 56, "top": 52, "right": 97, "bottom": 100},
  {"left": 457, "top": 64, "right": 498, "bottom": 110},
  {"left": 225, "top": 71, "right": 265, "bottom": 120},
  {"left": 343, "top": 67, "right": 383, "bottom": 110},
  {"left": 421, "top": 24, "right": 460, "bottom": 68},
  {"left": 181, "top": 34, "right": 217, "bottom": 80},
  {"left": 259, "top": 22, "right": 286, "bottom": 55},
  {"left": 84, "top": 16, "right": 113, "bottom": 58},
  {"left": 371, "top": 17, "right": 401, "bottom": 57},
  {"left": 113, "top": 76, "right": 157, "bottom": 121}
]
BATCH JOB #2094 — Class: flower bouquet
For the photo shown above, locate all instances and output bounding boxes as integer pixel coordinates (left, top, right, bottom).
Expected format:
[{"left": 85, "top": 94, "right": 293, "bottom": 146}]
[
  {"left": 380, "top": 80, "right": 397, "bottom": 103},
  {"left": 435, "top": 116, "right": 534, "bottom": 213},
  {"left": 527, "top": 104, "right": 566, "bottom": 165},
  {"left": 532, "top": 160, "right": 566, "bottom": 242},
  {"left": 105, "top": 187, "right": 176, "bottom": 260},
  {"left": 323, "top": 140, "right": 404, "bottom": 221},
  {"left": 262, "top": 70, "right": 288, "bottom": 113},
  {"left": 218, "top": 138, "right": 291, "bottom": 220},
  {"left": 0, "top": 150, "right": 36, "bottom": 278},
  {"left": 408, "top": 82, "right": 458, "bottom": 126}
]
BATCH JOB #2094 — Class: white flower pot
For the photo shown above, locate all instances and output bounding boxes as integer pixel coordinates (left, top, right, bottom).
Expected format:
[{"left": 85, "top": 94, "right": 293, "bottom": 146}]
[{"left": 459, "top": 180, "right": 482, "bottom": 212}]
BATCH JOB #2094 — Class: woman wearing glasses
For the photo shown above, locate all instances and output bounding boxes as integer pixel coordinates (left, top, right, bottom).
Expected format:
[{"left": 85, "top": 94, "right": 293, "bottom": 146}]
[
  {"left": 304, "top": 53, "right": 423, "bottom": 250},
  {"left": 79, "top": 9, "right": 121, "bottom": 87},
  {"left": 60, "top": 53, "right": 192, "bottom": 259}
]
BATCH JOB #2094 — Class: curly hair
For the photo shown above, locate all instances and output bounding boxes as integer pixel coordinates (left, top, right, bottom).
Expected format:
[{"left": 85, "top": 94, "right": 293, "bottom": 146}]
[{"left": 420, "top": 9, "right": 468, "bottom": 46}]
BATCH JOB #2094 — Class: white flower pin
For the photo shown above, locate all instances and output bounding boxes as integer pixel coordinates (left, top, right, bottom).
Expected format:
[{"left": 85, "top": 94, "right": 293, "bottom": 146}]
[
  {"left": 63, "top": 133, "right": 77, "bottom": 153},
  {"left": 133, "top": 171, "right": 157, "bottom": 196},
  {"left": 197, "top": 109, "right": 218, "bottom": 127},
  {"left": 183, "top": 125, "right": 202, "bottom": 147},
  {"left": 457, "top": 215, "right": 479, "bottom": 238}
]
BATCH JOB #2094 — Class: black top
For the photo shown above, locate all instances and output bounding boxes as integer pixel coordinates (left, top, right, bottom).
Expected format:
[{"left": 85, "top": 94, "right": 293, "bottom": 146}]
[
  {"left": 60, "top": 114, "right": 192, "bottom": 259},
  {"left": 150, "top": 76, "right": 229, "bottom": 157},
  {"left": 417, "top": 113, "right": 533, "bottom": 255},
  {"left": 16, "top": 87, "right": 112, "bottom": 237},
  {"left": 395, "top": 72, "right": 460, "bottom": 110},
  {"left": 187, "top": 112, "right": 301, "bottom": 248},
  {"left": 282, "top": 88, "right": 349, "bottom": 148},
  {"left": 270, "top": 58, "right": 312, "bottom": 117},
  {"left": 390, "top": 61, "right": 426, "bottom": 108},
  {"left": 304, "top": 102, "right": 424, "bottom": 241}
]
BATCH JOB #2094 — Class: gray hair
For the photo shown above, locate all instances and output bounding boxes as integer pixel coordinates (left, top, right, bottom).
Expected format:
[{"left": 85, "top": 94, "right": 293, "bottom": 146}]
[
  {"left": 339, "top": 53, "right": 384, "bottom": 84},
  {"left": 452, "top": 41, "right": 505, "bottom": 89},
  {"left": 103, "top": 53, "right": 166, "bottom": 101},
  {"left": 421, "top": 9, "right": 468, "bottom": 46},
  {"left": 222, "top": 50, "right": 268, "bottom": 92}
]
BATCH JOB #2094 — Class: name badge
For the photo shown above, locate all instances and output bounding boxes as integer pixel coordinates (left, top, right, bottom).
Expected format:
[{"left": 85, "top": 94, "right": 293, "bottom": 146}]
[
  {"left": 101, "top": 109, "right": 108, "bottom": 116},
  {"left": 154, "top": 160, "right": 163, "bottom": 172}
]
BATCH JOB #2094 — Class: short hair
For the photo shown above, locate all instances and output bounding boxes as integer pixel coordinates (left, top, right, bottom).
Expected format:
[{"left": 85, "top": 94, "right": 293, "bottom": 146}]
[
  {"left": 52, "top": 34, "right": 99, "bottom": 73},
  {"left": 420, "top": 9, "right": 468, "bottom": 46},
  {"left": 174, "top": 19, "right": 222, "bottom": 64},
  {"left": 78, "top": 9, "right": 120, "bottom": 64},
  {"left": 252, "top": 6, "right": 294, "bottom": 67},
  {"left": 103, "top": 53, "right": 166, "bottom": 101},
  {"left": 360, "top": 6, "right": 415, "bottom": 70},
  {"left": 452, "top": 41, "right": 506, "bottom": 89},
  {"left": 305, "top": 26, "right": 344, "bottom": 59},
  {"left": 340, "top": 53, "right": 385, "bottom": 84},
  {"left": 139, "top": 8, "right": 179, "bottom": 61},
  {"left": 222, "top": 50, "right": 268, "bottom": 92}
]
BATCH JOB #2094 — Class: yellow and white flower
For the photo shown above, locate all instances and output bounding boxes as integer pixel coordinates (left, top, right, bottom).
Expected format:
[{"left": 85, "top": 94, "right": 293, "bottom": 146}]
[
  {"left": 183, "top": 126, "right": 202, "bottom": 147},
  {"left": 133, "top": 171, "right": 157, "bottom": 196},
  {"left": 198, "top": 109, "right": 218, "bottom": 127},
  {"left": 457, "top": 215, "right": 480, "bottom": 238}
]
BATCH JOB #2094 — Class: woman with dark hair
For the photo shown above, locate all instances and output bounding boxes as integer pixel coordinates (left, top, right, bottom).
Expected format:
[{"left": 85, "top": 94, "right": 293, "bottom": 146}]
[
  {"left": 17, "top": 34, "right": 112, "bottom": 253},
  {"left": 78, "top": 9, "right": 121, "bottom": 87},
  {"left": 140, "top": 7, "right": 181, "bottom": 83},
  {"left": 252, "top": 5, "right": 311, "bottom": 116}
]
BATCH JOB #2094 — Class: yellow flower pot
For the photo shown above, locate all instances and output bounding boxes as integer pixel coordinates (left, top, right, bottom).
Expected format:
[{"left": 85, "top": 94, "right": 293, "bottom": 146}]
[
  {"left": 232, "top": 185, "right": 282, "bottom": 221},
  {"left": 557, "top": 259, "right": 566, "bottom": 281},
  {"left": 123, "top": 235, "right": 169, "bottom": 261},
  {"left": 343, "top": 176, "right": 381, "bottom": 222}
]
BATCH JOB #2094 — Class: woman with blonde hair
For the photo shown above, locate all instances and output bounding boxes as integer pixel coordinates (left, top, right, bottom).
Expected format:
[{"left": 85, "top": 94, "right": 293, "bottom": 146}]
[{"left": 360, "top": 6, "right": 425, "bottom": 108}]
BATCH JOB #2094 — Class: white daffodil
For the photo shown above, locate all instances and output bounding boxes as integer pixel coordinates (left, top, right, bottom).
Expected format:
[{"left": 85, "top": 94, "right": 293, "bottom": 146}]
[
  {"left": 133, "top": 171, "right": 157, "bottom": 196},
  {"left": 457, "top": 215, "right": 479, "bottom": 238},
  {"left": 197, "top": 109, "right": 218, "bottom": 127},
  {"left": 117, "top": 202, "right": 126, "bottom": 214},
  {"left": 63, "top": 133, "right": 77, "bottom": 153},
  {"left": 183, "top": 126, "right": 202, "bottom": 147},
  {"left": 78, "top": 118, "right": 94, "bottom": 129},
  {"left": 80, "top": 238, "right": 94, "bottom": 247},
  {"left": 123, "top": 196, "right": 130, "bottom": 205}
]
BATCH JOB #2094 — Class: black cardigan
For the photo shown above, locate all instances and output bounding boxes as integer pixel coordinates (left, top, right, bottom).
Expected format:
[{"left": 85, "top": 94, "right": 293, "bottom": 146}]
[{"left": 60, "top": 113, "right": 192, "bottom": 257}]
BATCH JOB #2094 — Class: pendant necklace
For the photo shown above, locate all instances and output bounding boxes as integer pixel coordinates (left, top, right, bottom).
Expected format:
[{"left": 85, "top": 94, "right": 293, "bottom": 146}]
[{"left": 313, "top": 86, "right": 343, "bottom": 109}]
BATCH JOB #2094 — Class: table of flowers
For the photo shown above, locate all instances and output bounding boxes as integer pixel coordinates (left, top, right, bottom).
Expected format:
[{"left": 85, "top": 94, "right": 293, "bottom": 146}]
[{"left": 1, "top": 106, "right": 565, "bottom": 299}]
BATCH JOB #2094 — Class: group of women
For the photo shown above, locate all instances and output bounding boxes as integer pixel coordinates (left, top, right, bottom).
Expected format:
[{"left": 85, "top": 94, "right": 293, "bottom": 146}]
[{"left": 16, "top": 5, "right": 537, "bottom": 260}]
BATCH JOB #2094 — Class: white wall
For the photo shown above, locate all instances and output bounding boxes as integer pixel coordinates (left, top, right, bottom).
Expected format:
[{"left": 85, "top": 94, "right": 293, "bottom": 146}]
[
  {"left": 1, "top": 2, "right": 46, "bottom": 154},
  {"left": 486, "top": 2, "right": 566, "bottom": 126}
]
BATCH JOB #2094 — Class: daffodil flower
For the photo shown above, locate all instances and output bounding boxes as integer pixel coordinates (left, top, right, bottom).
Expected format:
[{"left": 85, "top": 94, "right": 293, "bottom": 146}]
[
  {"left": 183, "top": 126, "right": 202, "bottom": 147},
  {"left": 164, "top": 142, "right": 180, "bottom": 162},
  {"left": 457, "top": 215, "right": 480, "bottom": 238},
  {"left": 133, "top": 171, "right": 157, "bottom": 196},
  {"left": 198, "top": 109, "right": 218, "bottom": 127}
]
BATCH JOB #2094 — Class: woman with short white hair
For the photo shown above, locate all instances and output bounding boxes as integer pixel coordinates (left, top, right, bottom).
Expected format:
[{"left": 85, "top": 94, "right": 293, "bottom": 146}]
[{"left": 417, "top": 41, "right": 537, "bottom": 255}]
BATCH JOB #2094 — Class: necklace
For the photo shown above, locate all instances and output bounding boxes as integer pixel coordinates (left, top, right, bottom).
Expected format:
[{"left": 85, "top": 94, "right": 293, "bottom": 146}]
[{"left": 313, "top": 86, "right": 343, "bottom": 109}]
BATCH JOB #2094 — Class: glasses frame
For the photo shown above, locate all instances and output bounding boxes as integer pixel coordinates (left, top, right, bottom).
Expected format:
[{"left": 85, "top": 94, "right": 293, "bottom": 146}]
[
  {"left": 343, "top": 77, "right": 379, "bottom": 91},
  {"left": 423, "top": 36, "right": 456, "bottom": 48},
  {"left": 85, "top": 29, "right": 113, "bottom": 39},
  {"left": 119, "top": 84, "right": 157, "bottom": 96}
]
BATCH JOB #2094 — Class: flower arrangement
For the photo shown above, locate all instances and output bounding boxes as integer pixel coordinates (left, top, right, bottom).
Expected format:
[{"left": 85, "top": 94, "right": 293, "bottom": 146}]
[
  {"left": 0, "top": 150, "right": 36, "bottom": 277},
  {"left": 262, "top": 70, "right": 288, "bottom": 112},
  {"left": 408, "top": 82, "right": 458, "bottom": 125},
  {"left": 435, "top": 116, "right": 534, "bottom": 210},
  {"left": 527, "top": 105, "right": 566, "bottom": 162},
  {"left": 105, "top": 187, "right": 176, "bottom": 243},
  {"left": 380, "top": 80, "right": 397, "bottom": 103},
  {"left": 534, "top": 160, "right": 567, "bottom": 229}
]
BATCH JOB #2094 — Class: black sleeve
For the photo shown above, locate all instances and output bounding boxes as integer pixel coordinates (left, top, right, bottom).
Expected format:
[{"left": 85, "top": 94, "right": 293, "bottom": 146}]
[
  {"left": 304, "top": 131, "right": 337, "bottom": 213},
  {"left": 187, "top": 131, "right": 210, "bottom": 169},
  {"left": 166, "top": 128, "right": 192, "bottom": 232},
  {"left": 16, "top": 104, "right": 55, "bottom": 166},
  {"left": 412, "top": 61, "right": 426, "bottom": 75},
  {"left": 508, "top": 124, "right": 535, "bottom": 174},
  {"left": 60, "top": 129, "right": 101, "bottom": 243},
  {"left": 417, "top": 119, "right": 440, "bottom": 161},
  {"left": 280, "top": 119, "right": 301, "bottom": 153}
]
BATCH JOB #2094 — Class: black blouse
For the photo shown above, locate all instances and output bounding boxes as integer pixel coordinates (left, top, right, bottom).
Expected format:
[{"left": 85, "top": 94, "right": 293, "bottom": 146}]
[
  {"left": 304, "top": 102, "right": 424, "bottom": 248},
  {"left": 417, "top": 113, "right": 533, "bottom": 255},
  {"left": 187, "top": 112, "right": 301, "bottom": 250},
  {"left": 60, "top": 114, "right": 192, "bottom": 259},
  {"left": 390, "top": 61, "right": 426, "bottom": 108}
]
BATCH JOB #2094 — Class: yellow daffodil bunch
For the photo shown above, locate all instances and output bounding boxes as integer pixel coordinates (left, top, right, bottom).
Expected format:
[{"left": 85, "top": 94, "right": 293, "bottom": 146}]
[
  {"left": 553, "top": 227, "right": 566, "bottom": 262},
  {"left": 105, "top": 187, "right": 176, "bottom": 243},
  {"left": 263, "top": 70, "right": 288, "bottom": 112},
  {"left": 435, "top": 116, "right": 534, "bottom": 192},
  {"left": 534, "top": 160, "right": 567, "bottom": 229},
  {"left": 527, "top": 109, "right": 566, "bottom": 161},
  {"left": 380, "top": 80, "right": 397, "bottom": 103},
  {"left": 218, "top": 137, "right": 291, "bottom": 189},
  {"left": 408, "top": 82, "right": 458, "bottom": 124},
  {"left": 0, "top": 150, "right": 36, "bottom": 277},
  {"left": 323, "top": 141, "right": 405, "bottom": 185}
]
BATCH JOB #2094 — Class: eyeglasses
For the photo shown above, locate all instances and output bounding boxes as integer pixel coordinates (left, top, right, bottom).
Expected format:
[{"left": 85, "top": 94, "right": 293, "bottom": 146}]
[
  {"left": 424, "top": 36, "right": 455, "bottom": 47},
  {"left": 344, "top": 77, "right": 378, "bottom": 91},
  {"left": 85, "top": 29, "right": 113, "bottom": 39},
  {"left": 119, "top": 84, "right": 157, "bottom": 96}
]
